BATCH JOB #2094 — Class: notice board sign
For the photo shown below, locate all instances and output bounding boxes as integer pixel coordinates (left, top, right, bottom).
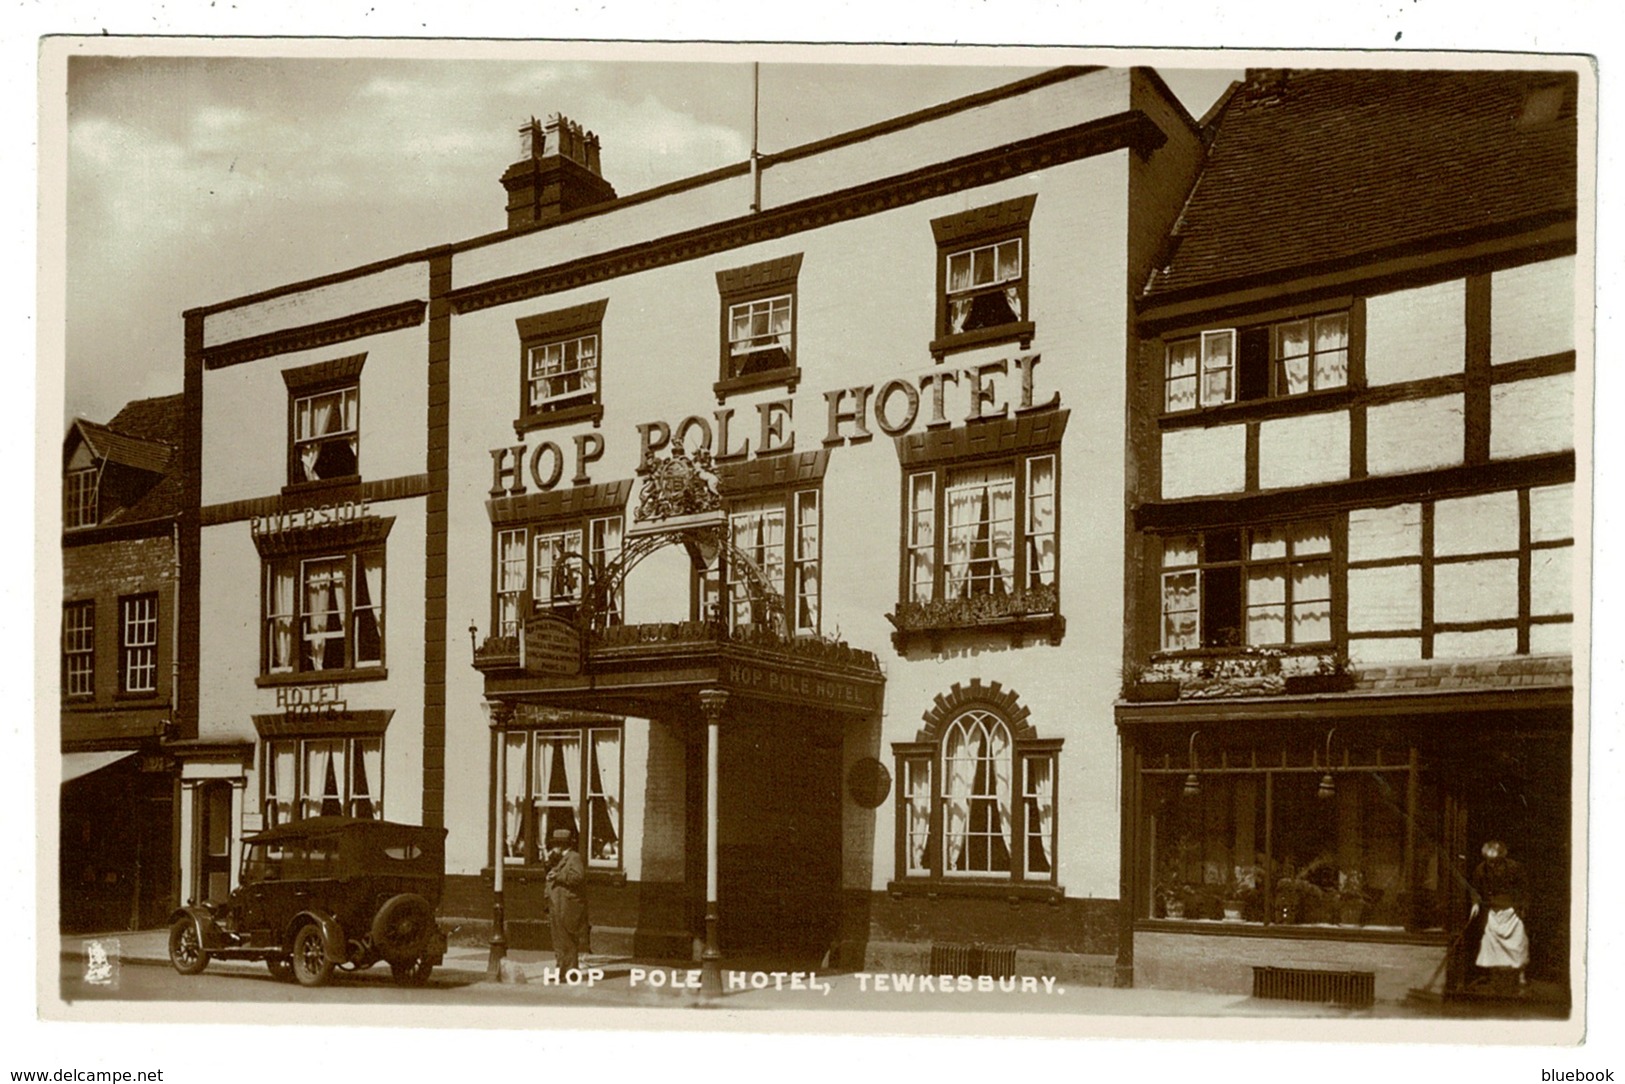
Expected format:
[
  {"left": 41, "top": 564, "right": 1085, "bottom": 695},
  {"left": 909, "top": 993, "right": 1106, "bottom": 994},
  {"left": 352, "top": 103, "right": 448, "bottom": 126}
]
[{"left": 522, "top": 612, "right": 583, "bottom": 677}]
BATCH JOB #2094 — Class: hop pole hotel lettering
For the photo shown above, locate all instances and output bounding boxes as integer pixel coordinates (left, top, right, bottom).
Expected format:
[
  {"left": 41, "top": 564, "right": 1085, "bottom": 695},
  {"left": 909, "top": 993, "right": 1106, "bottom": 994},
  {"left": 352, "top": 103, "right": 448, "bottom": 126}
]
[
  {"left": 109, "top": 60, "right": 1581, "bottom": 1023},
  {"left": 488, "top": 355, "right": 1060, "bottom": 495}
]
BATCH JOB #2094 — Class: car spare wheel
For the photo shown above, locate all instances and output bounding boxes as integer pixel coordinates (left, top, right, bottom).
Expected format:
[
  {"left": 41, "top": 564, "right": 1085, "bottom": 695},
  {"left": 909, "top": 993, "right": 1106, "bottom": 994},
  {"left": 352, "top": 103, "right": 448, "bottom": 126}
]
[
  {"left": 291, "top": 923, "right": 334, "bottom": 988},
  {"left": 370, "top": 893, "right": 435, "bottom": 959},
  {"left": 167, "top": 916, "right": 209, "bottom": 975}
]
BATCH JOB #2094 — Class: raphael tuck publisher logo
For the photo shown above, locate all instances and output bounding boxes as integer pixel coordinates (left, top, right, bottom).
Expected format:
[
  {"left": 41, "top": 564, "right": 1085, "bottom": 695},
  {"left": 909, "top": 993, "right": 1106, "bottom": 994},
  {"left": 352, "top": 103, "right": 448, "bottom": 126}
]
[{"left": 81, "top": 938, "right": 119, "bottom": 987}]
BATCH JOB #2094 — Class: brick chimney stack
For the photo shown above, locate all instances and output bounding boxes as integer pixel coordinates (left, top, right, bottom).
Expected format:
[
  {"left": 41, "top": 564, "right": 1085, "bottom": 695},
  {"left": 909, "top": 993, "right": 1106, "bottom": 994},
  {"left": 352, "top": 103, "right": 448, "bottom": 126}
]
[{"left": 501, "top": 114, "right": 617, "bottom": 231}]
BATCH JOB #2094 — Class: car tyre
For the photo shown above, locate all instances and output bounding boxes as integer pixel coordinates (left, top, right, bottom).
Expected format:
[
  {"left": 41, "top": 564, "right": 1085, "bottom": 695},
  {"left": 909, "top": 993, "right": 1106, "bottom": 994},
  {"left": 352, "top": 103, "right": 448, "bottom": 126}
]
[
  {"left": 167, "top": 916, "right": 209, "bottom": 975},
  {"left": 267, "top": 956, "right": 295, "bottom": 983},
  {"left": 291, "top": 923, "right": 335, "bottom": 988},
  {"left": 389, "top": 957, "right": 434, "bottom": 987},
  {"left": 371, "top": 893, "right": 435, "bottom": 960}
]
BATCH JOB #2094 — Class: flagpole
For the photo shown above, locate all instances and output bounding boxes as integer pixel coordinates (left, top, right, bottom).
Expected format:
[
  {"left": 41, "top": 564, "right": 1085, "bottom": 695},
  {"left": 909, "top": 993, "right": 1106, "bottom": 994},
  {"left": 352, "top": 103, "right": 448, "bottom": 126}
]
[{"left": 749, "top": 62, "right": 761, "bottom": 213}]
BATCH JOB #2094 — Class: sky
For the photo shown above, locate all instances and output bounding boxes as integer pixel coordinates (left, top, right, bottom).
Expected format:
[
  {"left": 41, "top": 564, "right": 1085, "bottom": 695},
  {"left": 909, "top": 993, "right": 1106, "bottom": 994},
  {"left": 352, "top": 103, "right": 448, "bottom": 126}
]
[{"left": 59, "top": 50, "right": 1237, "bottom": 426}]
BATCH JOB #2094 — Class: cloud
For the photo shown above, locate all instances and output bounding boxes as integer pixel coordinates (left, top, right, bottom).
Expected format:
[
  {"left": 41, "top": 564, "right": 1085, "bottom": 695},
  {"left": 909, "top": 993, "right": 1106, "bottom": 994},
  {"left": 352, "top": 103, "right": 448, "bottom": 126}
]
[{"left": 606, "top": 94, "right": 751, "bottom": 194}]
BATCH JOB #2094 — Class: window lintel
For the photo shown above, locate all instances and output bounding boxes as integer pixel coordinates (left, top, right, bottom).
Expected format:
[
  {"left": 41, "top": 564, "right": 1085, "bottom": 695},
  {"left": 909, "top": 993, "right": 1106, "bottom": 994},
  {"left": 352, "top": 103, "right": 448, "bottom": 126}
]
[
  {"left": 894, "top": 409, "right": 1068, "bottom": 470},
  {"left": 282, "top": 353, "right": 367, "bottom": 393},
  {"left": 252, "top": 709, "right": 395, "bottom": 738},
  {"left": 930, "top": 194, "right": 1038, "bottom": 247},
  {"left": 516, "top": 298, "right": 610, "bottom": 343},
  {"left": 716, "top": 253, "right": 804, "bottom": 300}
]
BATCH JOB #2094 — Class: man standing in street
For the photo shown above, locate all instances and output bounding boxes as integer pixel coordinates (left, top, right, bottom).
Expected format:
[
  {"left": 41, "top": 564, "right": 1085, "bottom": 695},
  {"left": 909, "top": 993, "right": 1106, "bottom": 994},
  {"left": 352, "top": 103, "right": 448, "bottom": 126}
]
[{"left": 546, "top": 827, "right": 590, "bottom": 973}]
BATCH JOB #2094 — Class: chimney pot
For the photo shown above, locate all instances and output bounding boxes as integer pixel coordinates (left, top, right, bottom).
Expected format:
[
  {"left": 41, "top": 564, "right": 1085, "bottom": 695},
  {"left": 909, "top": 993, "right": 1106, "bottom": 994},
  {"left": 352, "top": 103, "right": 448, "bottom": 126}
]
[{"left": 501, "top": 112, "right": 616, "bottom": 230}]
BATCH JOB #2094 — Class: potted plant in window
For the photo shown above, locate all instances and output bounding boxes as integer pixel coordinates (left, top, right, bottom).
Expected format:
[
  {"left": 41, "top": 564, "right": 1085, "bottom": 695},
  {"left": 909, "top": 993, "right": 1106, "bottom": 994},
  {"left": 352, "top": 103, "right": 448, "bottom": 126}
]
[
  {"left": 1274, "top": 862, "right": 1326, "bottom": 925},
  {"left": 1154, "top": 863, "right": 1193, "bottom": 919},
  {"left": 1336, "top": 869, "right": 1369, "bottom": 927},
  {"left": 1284, "top": 653, "right": 1357, "bottom": 695},
  {"left": 1122, "top": 661, "right": 1180, "bottom": 702},
  {"left": 1222, "top": 864, "right": 1260, "bottom": 922}
]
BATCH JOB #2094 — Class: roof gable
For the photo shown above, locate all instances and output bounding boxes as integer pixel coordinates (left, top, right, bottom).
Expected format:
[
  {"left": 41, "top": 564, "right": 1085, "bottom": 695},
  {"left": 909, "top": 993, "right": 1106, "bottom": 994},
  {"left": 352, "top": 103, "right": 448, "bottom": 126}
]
[{"left": 62, "top": 394, "right": 186, "bottom": 529}]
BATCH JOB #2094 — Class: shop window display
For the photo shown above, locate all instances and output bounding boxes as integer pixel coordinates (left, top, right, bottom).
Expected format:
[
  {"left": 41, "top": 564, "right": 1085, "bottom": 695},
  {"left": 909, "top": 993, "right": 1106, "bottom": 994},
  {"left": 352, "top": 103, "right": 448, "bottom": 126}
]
[{"left": 1144, "top": 746, "right": 1445, "bottom": 932}]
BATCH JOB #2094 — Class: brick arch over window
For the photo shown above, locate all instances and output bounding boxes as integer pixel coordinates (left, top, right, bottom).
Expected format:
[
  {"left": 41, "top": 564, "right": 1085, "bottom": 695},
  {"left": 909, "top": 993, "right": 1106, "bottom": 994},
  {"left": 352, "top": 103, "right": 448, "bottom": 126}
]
[{"left": 916, "top": 678, "right": 1036, "bottom": 743}]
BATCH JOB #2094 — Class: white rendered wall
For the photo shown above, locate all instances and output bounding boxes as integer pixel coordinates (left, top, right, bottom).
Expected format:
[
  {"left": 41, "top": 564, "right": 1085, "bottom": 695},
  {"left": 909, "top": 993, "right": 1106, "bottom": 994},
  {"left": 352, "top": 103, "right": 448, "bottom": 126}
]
[
  {"left": 1161, "top": 425, "right": 1246, "bottom": 498},
  {"left": 1491, "top": 256, "right": 1576, "bottom": 364},
  {"left": 1364, "top": 279, "right": 1465, "bottom": 386}
]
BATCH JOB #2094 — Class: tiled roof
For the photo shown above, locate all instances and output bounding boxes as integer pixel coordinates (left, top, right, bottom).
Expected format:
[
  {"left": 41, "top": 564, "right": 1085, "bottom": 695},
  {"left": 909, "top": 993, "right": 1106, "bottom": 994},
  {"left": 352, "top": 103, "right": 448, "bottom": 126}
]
[
  {"left": 76, "top": 420, "right": 173, "bottom": 475},
  {"left": 67, "top": 394, "right": 186, "bottom": 526},
  {"left": 107, "top": 393, "right": 184, "bottom": 445},
  {"left": 1142, "top": 68, "right": 1579, "bottom": 302}
]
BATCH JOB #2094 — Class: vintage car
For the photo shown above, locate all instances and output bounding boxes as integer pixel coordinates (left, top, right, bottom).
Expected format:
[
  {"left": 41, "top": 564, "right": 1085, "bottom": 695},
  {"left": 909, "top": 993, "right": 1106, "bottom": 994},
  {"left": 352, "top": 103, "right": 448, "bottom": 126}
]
[{"left": 166, "top": 816, "right": 449, "bottom": 987}]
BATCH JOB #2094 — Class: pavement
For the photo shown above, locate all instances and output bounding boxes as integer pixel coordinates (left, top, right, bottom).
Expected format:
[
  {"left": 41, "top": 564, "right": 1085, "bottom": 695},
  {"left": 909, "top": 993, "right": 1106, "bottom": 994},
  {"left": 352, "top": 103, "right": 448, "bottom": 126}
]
[{"left": 58, "top": 927, "right": 1570, "bottom": 1019}]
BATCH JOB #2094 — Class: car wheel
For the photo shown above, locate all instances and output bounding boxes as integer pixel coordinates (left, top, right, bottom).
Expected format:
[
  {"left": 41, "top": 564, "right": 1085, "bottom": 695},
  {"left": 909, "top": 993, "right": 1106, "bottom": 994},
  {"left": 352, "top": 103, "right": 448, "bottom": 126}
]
[
  {"left": 370, "top": 894, "right": 435, "bottom": 960},
  {"left": 267, "top": 956, "right": 294, "bottom": 983},
  {"left": 167, "top": 917, "right": 209, "bottom": 975},
  {"left": 290, "top": 923, "right": 334, "bottom": 988},
  {"left": 389, "top": 957, "right": 433, "bottom": 987}
]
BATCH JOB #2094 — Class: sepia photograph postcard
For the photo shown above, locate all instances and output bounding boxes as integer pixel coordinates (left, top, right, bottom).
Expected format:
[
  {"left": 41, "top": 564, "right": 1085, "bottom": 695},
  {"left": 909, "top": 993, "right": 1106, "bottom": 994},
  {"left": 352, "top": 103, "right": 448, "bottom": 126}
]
[{"left": 23, "top": 16, "right": 1616, "bottom": 1080}]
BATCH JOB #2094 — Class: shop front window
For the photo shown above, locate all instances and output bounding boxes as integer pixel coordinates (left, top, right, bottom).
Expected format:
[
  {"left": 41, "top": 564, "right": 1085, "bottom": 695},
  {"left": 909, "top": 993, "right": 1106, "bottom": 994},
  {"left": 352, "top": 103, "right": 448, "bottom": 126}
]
[{"left": 1143, "top": 746, "right": 1444, "bottom": 932}]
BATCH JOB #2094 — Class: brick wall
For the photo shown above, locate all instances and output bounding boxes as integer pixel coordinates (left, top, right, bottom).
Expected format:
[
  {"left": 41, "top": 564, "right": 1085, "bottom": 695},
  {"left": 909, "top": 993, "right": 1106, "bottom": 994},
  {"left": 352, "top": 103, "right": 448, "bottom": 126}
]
[
  {"left": 847, "top": 891, "right": 1120, "bottom": 984},
  {"left": 61, "top": 534, "right": 178, "bottom": 709},
  {"left": 1134, "top": 928, "right": 1447, "bottom": 1002},
  {"left": 1354, "top": 654, "right": 1571, "bottom": 693},
  {"left": 638, "top": 718, "right": 687, "bottom": 882}
]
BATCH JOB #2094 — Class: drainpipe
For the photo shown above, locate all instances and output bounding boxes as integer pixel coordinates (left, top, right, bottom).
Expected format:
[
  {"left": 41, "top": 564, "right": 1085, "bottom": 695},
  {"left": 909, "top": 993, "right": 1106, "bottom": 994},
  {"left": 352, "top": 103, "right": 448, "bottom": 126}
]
[{"left": 170, "top": 517, "right": 181, "bottom": 731}]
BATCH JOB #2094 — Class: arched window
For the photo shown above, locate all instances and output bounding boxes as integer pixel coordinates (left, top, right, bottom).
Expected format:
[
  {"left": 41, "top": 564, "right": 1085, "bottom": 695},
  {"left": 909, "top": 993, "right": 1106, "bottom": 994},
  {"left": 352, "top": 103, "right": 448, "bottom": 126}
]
[{"left": 893, "top": 684, "right": 1059, "bottom": 886}]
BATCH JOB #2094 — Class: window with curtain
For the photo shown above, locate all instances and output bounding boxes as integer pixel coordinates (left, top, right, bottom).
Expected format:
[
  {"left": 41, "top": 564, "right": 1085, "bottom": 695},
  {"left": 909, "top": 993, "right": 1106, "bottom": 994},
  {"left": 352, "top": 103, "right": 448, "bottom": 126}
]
[
  {"left": 535, "top": 528, "right": 586, "bottom": 610},
  {"left": 527, "top": 334, "right": 599, "bottom": 414},
  {"left": 515, "top": 299, "right": 609, "bottom": 430},
  {"left": 946, "top": 239, "right": 1023, "bottom": 334},
  {"left": 497, "top": 724, "right": 624, "bottom": 868},
  {"left": 715, "top": 253, "right": 802, "bottom": 393},
  {"left": 697, "top": 489, "right": 821, "bottom": 635},
  {"left": 260, "top": 735, "right": 384, "bottom": 825},
  {"left": 903, "top": 453, "right": 1057, "bottom": 608},
  {"left": 726, "top": 294, "right": 793, "bottom": 378},
  {"left": 893, "top": 707, "right": 1059, "bottom": 885},
  {"left": 490, "top": 515, "right": 623, "bottom": 637},
  {"left": 1164, "top": 309, "right": 1351, "bottom": 413},
  {"left": 930, "top": 195, "right": 1035, "bottom": 353},
  {"left": 262, "top": 549, "right": 384, "bottom": 675},
  {"left": 1159, "top": 521, "right": 1334, "bottom": 651},
  {"left": 292, "top": 385, "right": 359, "bottom": 482}
]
